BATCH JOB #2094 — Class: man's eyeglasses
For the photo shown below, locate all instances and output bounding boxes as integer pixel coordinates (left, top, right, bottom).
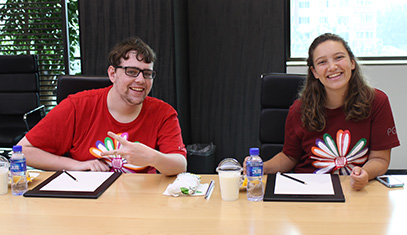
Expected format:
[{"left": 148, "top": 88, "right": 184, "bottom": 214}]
[{"left": 115, "top": 66, "right": 156, "bottom": 79}]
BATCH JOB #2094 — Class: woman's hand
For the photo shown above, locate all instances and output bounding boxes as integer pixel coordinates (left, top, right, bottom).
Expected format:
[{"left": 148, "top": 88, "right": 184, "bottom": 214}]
[
  {"left": 350, "top": 149, "right": 391, "bottom": 190},
  {"left": 350, "top": 166, "right": 369, "bottom": 190}
]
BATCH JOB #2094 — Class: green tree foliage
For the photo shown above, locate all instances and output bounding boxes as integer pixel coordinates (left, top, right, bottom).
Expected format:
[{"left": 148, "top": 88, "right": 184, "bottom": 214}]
[{"left": 0, "top": 0, "right": 79, "bottom": 72}]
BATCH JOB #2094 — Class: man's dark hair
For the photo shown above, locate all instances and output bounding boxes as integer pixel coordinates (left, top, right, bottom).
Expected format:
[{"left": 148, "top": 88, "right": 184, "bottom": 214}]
[{"left": 108, "top": 36, "right": 156, "bottom": 67}]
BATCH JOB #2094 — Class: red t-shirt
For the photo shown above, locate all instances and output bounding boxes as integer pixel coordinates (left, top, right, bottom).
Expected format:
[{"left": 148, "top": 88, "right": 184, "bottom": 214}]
[
  {"left": 283, "top": 89, "right": 400, "bottom": 174},
  {"left": 26, "top": 86, "right": 187, "bottom": 173}
]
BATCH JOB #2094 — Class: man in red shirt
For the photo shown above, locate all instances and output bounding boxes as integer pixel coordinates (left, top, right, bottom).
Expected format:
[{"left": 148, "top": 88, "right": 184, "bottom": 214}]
[{"left": 18, "top": 37, "right": 187, "bottom": 176}]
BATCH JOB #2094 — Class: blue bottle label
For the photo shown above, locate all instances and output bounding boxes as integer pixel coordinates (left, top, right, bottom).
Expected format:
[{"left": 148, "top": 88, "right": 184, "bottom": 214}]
[
  {"left": 247, "top": 166, "right": 263, "bottom": 177},
  {"left": 10, "top": 159, "right": 26, "bottom": 173}
]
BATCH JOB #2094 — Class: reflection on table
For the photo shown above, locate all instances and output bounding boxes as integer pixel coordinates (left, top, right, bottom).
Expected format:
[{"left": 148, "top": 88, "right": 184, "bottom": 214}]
[{"left": 1, "top": 172, "right": 407, "bottom": 234}]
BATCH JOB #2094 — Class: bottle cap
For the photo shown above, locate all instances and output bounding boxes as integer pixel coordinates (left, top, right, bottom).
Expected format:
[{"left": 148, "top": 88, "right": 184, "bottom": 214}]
[
  {"left": 12, "top": 145, "right": 22, "bottom": 152},
  {"left": 249, "top": 147, "right": 259, "bottom": 156}
]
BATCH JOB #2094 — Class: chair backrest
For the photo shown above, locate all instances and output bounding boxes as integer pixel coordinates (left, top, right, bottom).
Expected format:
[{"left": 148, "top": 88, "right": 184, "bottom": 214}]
[
  {"left": 259, "top": 73, "right": 306, "bottom": 161},
  {"left": 0, "top": 55, "right": 41, "bottom": 147},
  {"left": 56, "top": 75, "right": 112, "bottom": 104}
]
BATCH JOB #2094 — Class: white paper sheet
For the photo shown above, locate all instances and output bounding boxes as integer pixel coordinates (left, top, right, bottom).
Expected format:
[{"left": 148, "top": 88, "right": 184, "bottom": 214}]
[
  {"left": 274, "top": 172, "right": 334, "bottom": 195},
  {"left": 40, "top": 171, "right": 114, "bottom": 192}
]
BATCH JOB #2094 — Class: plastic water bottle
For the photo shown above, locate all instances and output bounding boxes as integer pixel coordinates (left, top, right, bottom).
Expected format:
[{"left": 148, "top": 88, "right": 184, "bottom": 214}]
[
  {"left": 10, "top": 145, "right": 28, "bottom": 195},
  {"left": 246, "top": 147, "right": 264, "bottom": 201}
]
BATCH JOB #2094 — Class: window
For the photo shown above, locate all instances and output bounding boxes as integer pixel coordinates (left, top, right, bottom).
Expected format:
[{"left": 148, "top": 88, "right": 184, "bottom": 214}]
[
  {"left": 357, "top": 0, "right": 373, "bottom": 6},
  {"left": 0, "top": 0, "right": 80, "bottom": 111},
  {"left": 66, "top": 0, "right": 80, "bottom": 75},
  {"left": 340, "top": 0, "right": 349, "bottom": 7},
  {"left": 299, "top": 17, "right": 310, "bottom": 24},
  {"left": 338, "top": 16, "right": 348, "bottom": 25},
  {"left": 299, "top": 1, "right": 309, "bottom": 8},
  {"left": 360, "top": 14, "right": 374, "bottom": 24},
  {"left": 319, "top": 17, "right": 328, "bottom": 24},
  {"left": 289, "top": 0, "right": 407, "bottom": 60}
]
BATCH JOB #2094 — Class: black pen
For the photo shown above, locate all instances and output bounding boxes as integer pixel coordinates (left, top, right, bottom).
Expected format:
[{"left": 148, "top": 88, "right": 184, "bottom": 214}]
[
  {"left": 204, "top": 180, "right": 215, "bottom": 200},
  {"left": 63, "top": 170, "right": 78, "bottom": 182},
  {"left": 280, "top": 172, "right": 307, "bottom": 185}
]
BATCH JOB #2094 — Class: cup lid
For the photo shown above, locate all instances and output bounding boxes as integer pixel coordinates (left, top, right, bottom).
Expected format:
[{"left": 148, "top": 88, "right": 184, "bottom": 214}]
[
  {"left": 216, "top": 158, "right": 242, "bottom": 172},
  {"left": 0, "top": 156, "right": 9, "bottom": 168}
]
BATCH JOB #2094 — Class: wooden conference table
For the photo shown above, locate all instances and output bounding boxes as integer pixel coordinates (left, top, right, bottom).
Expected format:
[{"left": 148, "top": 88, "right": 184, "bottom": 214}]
[{"left": 1, "top": 172, "right": 407, "bottom": 235}]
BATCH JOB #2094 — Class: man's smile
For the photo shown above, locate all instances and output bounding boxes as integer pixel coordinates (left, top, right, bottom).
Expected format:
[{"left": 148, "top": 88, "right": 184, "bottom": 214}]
[{"left": 130, "top": 87, "right": 144, "bottom": 92}]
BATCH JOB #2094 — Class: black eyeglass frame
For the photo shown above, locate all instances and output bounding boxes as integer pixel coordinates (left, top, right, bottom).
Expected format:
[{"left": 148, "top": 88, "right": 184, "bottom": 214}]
[{"left": 115, "top": 66, "right": 156, "bottom": 79}]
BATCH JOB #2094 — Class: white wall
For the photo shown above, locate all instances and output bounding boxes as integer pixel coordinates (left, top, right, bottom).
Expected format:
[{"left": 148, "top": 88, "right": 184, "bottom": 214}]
[{"left": 287, "top": 64, "right": 407, "bottom": 169}]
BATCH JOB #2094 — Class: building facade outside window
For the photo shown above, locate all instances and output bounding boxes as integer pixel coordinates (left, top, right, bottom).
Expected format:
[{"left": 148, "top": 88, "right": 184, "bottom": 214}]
[{"left": 290, "top": 0, "right": 407, "bottom": 60}]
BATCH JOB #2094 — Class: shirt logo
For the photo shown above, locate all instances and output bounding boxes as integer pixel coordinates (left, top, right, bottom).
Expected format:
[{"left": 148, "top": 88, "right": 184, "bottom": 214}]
[
  {"left": 89, "top": 132, "right": 146, "bottom": 173},
  {"left": 310, "top": 129, "right": 368, "bottom": 175},
  {"left": 387, "top": 126, "right": 397, "bottom": 136}
]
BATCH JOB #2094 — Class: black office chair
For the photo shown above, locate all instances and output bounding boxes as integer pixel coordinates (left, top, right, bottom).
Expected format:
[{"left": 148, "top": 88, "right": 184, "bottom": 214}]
[
  {"left": 259, "top": 73, "right": 306, "bottom": 161},
  {"left": 56, "top": 75, "right": 112, "bottom": 104},
  {"left": 0, "top": 55, "right": 46, "bottom": 154}
]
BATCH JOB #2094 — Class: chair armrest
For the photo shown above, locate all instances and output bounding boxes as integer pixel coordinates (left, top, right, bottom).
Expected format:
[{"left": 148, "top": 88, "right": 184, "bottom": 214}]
[{"left": 23, "top": 105, "right": 46, "bottom": 131}]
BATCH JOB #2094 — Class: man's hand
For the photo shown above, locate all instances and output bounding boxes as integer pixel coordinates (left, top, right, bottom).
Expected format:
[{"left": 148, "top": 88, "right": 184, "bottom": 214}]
[
  {"left": 100, "top": 131, "right": 186, "bottom": 176},
  {"left": 74, "top": 159, "right": 110, "bottom": 172},
  {"left": 100, "top": 131, "right": 153, "bottom": 167}
]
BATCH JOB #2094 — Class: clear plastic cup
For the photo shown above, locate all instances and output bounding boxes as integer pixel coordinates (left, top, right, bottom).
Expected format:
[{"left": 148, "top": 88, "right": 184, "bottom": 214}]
[
  {"left": 216, "top": 158, "right": 242, "bottom": 201},
  {"left": 0, "top": 156, "right": 10, "bottom": 195}
]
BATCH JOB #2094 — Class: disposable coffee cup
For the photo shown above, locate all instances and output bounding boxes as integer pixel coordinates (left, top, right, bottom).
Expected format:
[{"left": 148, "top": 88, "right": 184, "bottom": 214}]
[
  {"left": 0, "top": 156, "right": 9, "bottom": 195},
  {"left": 216, "top": 158, "right": 242, "bottom": 201}
]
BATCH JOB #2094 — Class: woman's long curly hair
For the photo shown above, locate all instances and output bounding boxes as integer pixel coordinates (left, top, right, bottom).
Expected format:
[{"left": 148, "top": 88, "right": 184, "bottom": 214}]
[{"left": 300, "top": 33, "right": 375, "bottom": 132}]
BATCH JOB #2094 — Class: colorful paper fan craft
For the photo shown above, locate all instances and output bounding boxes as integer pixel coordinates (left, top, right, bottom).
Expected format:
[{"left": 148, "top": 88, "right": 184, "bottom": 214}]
[
  {"left": 89, "top": 132, "right": 146, "bottom": 173},
  {"left": 310, "top": 130, "right": 368, "bottom": 175}
]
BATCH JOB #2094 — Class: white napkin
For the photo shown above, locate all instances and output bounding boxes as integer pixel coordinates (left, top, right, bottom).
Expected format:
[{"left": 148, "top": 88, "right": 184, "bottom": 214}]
[{"left": 163, "top": 172, "right": 209, "bottom": 197}]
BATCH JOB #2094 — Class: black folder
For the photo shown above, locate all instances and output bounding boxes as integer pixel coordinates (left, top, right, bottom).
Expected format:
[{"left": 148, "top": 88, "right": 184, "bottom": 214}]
[
  {"left": 24, "top": 171, "right": 121, "bottom": 199},
  {"left": 263, "top": 174, "right": 345, "bottom": 202}
]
